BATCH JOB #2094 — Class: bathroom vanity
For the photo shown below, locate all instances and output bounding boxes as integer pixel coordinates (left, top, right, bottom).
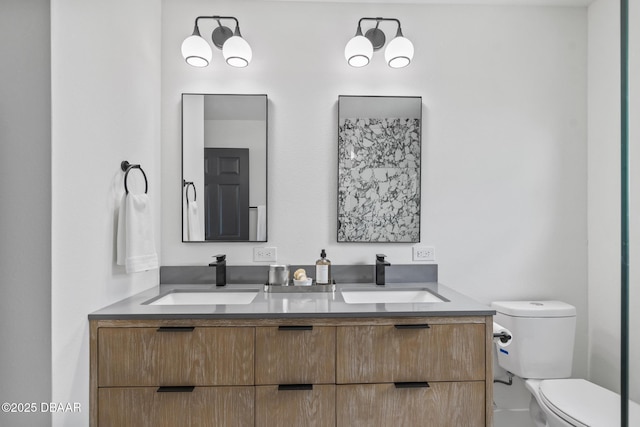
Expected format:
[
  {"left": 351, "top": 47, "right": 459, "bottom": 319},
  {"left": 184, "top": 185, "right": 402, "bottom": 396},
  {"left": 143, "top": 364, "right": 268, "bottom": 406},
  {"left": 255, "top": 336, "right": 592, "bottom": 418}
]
[{"left": 89, "top": 282, "right": 494, "bottom": 426}]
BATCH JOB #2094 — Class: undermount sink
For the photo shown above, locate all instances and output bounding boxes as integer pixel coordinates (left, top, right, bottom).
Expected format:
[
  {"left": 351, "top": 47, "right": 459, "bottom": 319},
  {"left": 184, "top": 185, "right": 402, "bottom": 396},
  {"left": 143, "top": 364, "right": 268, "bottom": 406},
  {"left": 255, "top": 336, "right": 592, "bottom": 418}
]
[
  {"left": 341, "top": 289, "right": 446, "bottom": 304},
  {"left": 145, "top": 290, "right": 259, "bottom": 306}
]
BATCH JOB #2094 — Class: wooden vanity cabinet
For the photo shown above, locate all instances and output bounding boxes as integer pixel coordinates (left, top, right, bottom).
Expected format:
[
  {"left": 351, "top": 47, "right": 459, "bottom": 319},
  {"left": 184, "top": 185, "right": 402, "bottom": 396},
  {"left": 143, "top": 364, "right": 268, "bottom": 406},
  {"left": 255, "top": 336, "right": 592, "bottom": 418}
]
[
  {"left": 336, "top": 382, "right": 485, "bottom": 427},
  {"left": 255, "top": 325, "right": 335, "bottom": 385},
  {"left": 255, "top": 325, "right": 336, "bottom": 426},
  {"left": 90, "top": 317, "right": 493, "bottom": 427},
  {"left": 91, "top": 322, "right": 255, "bottom": 427},
  {"left": 98, "top": 386, "right": 254, "bottom": 427},
  {"left": 336, "top": 322, "right": 488, "bottom": 426},
  {"left": 336, "top": 323, "right": 486, "bottom": 383},
  {"left": 98, "top": 326, "right": 254, "bottom": 387},
  {"left": 255, "top": 385, "right": 335, "bottom": 427}
]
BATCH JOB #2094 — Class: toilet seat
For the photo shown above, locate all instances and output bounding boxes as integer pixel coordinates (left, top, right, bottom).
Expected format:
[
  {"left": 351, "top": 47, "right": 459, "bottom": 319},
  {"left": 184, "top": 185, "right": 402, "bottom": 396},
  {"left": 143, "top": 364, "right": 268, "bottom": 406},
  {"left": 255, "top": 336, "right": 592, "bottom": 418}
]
[
  {"left": 538, "top": 378, "right": 639, "bottom": 427},
  {"left": 538, "top": 380, "right": 589, "bottom": 426}
]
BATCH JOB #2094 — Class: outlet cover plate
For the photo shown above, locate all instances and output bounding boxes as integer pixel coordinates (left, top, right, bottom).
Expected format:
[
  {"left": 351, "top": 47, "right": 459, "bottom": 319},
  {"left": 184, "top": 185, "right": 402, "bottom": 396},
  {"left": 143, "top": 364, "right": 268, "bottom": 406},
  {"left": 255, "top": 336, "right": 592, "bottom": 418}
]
[
  {"left": 413, "top": 246, "right": 435, "bottom": 261},
  {"left": 254, "top": 247, "right": 277, "bottom": 262}
]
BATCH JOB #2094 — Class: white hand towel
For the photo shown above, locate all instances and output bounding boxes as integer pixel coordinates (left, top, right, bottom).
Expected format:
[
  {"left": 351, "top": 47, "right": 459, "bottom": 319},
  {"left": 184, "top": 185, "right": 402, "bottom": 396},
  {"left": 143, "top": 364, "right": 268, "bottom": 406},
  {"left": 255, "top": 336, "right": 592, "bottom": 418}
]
[
  {"left": 187, "top": 201, "right": 203, "bottom": 241},
  {"left": 117, "top": 193, "right": 158, "bottom": 273},
  {"left": 256, "top": 204, "right": 267, "bottom": 241}
]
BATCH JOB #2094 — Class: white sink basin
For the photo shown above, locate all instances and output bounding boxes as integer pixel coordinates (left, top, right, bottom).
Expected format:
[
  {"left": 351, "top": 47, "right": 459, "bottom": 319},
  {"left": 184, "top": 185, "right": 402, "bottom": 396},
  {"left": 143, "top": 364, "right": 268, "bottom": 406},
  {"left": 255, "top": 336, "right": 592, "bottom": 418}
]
[
  {"left": 146, "top": 290, "right": 258, "bottom": 306},
  {"left": 341, "top": 289, "right": 445, "bottom": 304}
]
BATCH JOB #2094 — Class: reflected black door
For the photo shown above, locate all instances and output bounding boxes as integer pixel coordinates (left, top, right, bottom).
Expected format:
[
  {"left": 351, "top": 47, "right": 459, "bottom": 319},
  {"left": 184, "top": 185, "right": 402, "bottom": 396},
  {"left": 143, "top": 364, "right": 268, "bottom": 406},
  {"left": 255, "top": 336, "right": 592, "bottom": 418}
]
[{"left": 204, "top": 148, "right": 250, "bottom": 240}]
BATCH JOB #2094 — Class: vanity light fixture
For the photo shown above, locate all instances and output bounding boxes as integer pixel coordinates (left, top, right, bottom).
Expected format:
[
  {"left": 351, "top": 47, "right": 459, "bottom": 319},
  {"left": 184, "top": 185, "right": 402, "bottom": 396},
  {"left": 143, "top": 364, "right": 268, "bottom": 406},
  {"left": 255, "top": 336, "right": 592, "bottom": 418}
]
[
  {"left": 345, "top": 17, "right": 414, "bottom": 68},
  {"left": 181, "top": 15, "right": 252, "bottom": 68}
]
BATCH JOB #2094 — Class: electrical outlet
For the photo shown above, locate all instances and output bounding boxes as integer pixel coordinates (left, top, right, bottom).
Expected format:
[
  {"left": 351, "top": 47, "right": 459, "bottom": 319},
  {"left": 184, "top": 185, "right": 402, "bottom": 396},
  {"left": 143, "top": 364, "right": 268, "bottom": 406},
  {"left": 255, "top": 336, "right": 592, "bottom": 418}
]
[
  {"left": 254, "top": 247, "right": 277, "bottom": 262},
  {"left": 413, "top": 246, "right": 435, "bottom": 261}
]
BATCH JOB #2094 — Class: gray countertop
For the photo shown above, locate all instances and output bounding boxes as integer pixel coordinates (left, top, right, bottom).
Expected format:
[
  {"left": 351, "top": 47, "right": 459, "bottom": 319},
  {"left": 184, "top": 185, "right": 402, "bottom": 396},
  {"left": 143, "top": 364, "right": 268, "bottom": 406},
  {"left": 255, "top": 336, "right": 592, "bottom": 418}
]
[{"left": 89, "top": 282, "right": 495, "bottom": 320}]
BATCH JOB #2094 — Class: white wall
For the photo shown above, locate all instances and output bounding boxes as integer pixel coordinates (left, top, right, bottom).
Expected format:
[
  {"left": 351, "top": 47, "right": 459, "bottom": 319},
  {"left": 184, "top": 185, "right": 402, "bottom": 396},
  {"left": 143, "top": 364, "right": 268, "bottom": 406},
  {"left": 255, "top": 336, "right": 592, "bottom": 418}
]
[
  {"left": 0, "top": 1, "right": 51, "bottom": 426},
  {"left": 587, "top": 0, "right": 640, "bottom": 406},
  {"left": 51, "top": 0, "right": 161, "bottom": 425},
  {"left": 587, "top": 0, "right": 621, "bottom": 397},
  {"left": 162, "top": 0, "right": 588, "bottom": 373}
]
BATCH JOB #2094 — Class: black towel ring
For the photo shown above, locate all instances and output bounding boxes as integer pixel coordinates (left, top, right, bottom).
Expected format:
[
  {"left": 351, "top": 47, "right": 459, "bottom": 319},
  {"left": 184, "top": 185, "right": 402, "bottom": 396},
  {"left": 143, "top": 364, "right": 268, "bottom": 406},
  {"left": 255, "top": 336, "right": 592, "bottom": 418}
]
[
  {"left": 183, "top": 180, "right": 197, "bottom": 203},
  {"left": 121, "top": 160, "right": 148, "bottom": 194}
]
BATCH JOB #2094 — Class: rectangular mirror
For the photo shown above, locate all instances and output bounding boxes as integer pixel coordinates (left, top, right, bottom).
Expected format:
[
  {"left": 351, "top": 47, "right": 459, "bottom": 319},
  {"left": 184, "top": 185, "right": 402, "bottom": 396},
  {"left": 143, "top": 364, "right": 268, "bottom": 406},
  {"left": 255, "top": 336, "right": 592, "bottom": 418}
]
[
  {"left": 182, "top": 94, "right": 268, "bottom": 242},
  {"left": 337, "top": 95, "right": 422, "bottom": 243}
]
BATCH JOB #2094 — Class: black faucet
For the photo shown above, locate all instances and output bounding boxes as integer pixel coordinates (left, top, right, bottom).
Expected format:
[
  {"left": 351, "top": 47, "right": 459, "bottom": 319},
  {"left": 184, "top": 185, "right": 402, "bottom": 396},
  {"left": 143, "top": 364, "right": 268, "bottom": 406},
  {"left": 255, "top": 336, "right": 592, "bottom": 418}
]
[
  {"left": 209, "top": 254, "right": 227, "bottom": 287},
  {"left": 375, "top": 254, "right": 391, "bottom": 286}
]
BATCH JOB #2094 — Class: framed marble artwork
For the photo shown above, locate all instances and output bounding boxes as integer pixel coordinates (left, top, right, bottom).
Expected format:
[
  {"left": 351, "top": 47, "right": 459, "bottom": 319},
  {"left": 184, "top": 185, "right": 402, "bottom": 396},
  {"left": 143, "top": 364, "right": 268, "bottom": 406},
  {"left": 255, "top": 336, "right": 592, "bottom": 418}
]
[{"left": 337, "top": 96, "right": 422, "bottom": 243}]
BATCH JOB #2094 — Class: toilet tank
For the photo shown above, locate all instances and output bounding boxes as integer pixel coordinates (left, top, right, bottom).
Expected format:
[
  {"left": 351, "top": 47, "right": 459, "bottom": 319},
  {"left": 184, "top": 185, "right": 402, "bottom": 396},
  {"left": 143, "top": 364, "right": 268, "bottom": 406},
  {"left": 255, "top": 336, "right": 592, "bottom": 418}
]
[{"left": 491, "top": 300, "right": 576, "bottom": 379}]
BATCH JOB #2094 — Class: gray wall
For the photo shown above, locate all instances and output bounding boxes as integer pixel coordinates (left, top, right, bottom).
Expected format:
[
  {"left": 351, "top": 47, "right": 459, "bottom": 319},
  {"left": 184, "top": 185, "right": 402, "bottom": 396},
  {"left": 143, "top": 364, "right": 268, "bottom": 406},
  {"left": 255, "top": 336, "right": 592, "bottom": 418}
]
[{"left": 0, "top": 0, "right": 52, "bottom": 426}]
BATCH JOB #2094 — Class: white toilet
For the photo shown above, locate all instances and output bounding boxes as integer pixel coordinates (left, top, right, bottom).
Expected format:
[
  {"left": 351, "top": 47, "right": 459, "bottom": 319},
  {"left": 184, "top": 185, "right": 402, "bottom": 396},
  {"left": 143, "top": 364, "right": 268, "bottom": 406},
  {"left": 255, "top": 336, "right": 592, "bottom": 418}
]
[{"left": 492, "top": 300, "right": 639, "bottom": 427}]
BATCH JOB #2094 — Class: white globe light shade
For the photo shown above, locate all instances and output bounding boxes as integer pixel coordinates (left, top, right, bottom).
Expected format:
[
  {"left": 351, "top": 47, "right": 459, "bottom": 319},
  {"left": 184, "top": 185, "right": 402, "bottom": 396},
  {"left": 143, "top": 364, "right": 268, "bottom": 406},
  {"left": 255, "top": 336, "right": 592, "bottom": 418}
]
[
  {"left": 344, "top": 35, "right": 373, "bottom": 67},
  {"left": 384, "top": 36, "right": 414, "bottom": 68},
  {"left": 181, "top": 35, "right": 212, "bottom": 67},
  {"left": 223, "top": 36, "right": 252, "bottom": 68}
]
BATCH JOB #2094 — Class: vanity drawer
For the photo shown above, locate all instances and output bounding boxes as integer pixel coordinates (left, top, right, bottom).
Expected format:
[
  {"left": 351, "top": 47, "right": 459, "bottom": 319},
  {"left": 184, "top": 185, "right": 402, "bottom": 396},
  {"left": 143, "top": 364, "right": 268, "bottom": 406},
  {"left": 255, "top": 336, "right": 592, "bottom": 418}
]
[
  {"left": 255, "top": 384, "right": 335, "bottom": 427},
  {"left": 98, "top": 386, "right": 254, "bottom": 427},
  {"left": 255, "top": 326, "right": 335, "bottom": 385},
  {"left": 336, "top": 323, "right": 485, "bottom": 383},
  {"left": 98, "top": 327, "right": 254, "bottom": 387},
  {"left": 336, "top": 382, "right": 485, "bottom": 427}
]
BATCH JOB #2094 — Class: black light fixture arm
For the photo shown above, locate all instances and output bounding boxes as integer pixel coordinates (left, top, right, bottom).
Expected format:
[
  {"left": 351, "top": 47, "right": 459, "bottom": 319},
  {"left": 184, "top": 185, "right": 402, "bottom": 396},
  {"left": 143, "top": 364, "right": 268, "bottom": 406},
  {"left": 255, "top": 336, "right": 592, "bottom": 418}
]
[
  {"left": 356, "top": 17, "right": 402, "bottom": 33},
  {"left": 354, "top": 17, "right": 404, "bottom": 51},
  {"left": 194, "top": 15, "right": 239, "bottom": 29},
  {"left": 358, "top": 17, "right": 401, "bottom": 27},
  {"left": 191, "top": 15, "right": 244, "bottom": 49}
]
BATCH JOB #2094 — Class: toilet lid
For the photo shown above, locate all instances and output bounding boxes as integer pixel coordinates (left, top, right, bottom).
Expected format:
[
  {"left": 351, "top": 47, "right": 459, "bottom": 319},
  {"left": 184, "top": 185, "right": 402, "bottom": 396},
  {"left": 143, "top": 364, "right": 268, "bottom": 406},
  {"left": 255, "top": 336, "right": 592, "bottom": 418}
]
[{"left": 539, "top": 379, "right": 639, "bottom": 427}]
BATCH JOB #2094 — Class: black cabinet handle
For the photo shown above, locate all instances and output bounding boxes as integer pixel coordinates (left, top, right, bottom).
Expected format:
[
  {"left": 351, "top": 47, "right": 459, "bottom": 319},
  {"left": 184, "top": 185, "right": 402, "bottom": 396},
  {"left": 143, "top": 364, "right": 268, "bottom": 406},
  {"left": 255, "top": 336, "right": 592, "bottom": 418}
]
[
  {"left": 394, "top": 382, "right": 430, "bottom": 389},
  {"left": 394, "top": 324, "right": 430, "bottom": 330},
  {"left": 157, "top": 386, "right": 195, "bottom": 393},
  {"left": 156, "top": 327, "right": 195, "bottom": 332},
  {"left": 278, "top": 325, "right": 313, "bottom": 331},
  {"left": 278, "top": 384, "right": 313, "bottom": 391}
]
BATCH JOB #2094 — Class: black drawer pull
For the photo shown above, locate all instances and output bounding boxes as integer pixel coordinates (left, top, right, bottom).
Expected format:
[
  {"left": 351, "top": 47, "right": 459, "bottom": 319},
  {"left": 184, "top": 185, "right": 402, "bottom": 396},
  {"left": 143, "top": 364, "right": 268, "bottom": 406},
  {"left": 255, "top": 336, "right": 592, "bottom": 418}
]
[
  {"left": 394, "top": 324, "right": 430, "bottom": 330},
  {"left": 157, "top": 386, "right": 195, "bottom": 393},
  {"left": 394, "top": 382, "right": 430, "bottom": 389},
  {"left": 278, "top": 384, "right": 313, "bottom": 391},
  {"left": 156, "top": 327, "right": 195, "bottom": 332},
  {"left": 278, "top": 325, "right": 313, "bottom": 331}
]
